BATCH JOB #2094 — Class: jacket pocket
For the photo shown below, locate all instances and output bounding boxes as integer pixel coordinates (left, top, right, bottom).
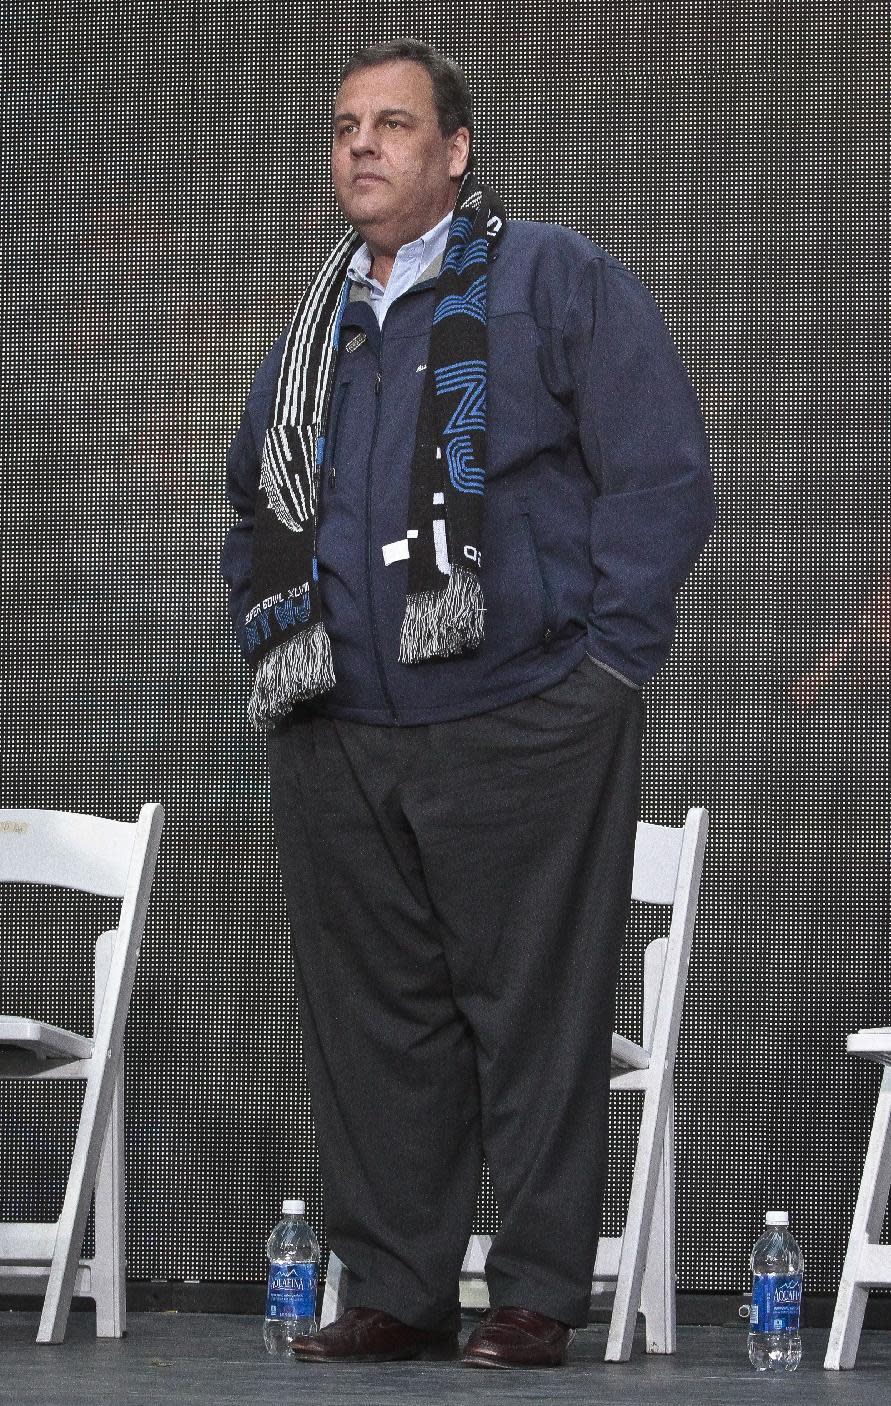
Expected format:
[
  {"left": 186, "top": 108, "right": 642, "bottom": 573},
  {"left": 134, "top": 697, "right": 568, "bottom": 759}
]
[
  {"left": 585, "top": 652, "right": 642, "bottom": 692},
  {"left": 520, "top": 500, "right": 556, "bottom": 644}
]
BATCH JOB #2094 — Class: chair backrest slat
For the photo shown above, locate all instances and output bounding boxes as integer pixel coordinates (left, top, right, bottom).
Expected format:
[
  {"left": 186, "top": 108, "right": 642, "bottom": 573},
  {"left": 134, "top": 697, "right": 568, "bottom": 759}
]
[
  {"left": 0, "top": 810, "right": 136, "bottom": 897},
  {"left": 630, "top": 821, "right": 684, "bottom": 905}
]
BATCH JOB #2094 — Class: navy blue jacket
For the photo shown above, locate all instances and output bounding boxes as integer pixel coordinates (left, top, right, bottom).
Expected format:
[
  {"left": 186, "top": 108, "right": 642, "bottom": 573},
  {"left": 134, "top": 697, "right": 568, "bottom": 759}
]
[{"left": 221, "top": 221, "right": 714, "bottom": 724}]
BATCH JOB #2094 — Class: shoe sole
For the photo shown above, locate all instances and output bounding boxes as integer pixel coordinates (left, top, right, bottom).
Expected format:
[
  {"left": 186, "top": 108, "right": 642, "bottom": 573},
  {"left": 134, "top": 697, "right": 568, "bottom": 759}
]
[
  {"left": 461, "top": 1353, "right": 564, "bottom": 1369},
  {"left": 291, "top": 1343, "right": 460, "bottom": 1365}
]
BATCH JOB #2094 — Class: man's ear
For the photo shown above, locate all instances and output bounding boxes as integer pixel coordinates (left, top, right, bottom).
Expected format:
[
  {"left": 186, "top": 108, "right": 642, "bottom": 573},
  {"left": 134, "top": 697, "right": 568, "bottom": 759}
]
[{"left": 448, "top": 127, "right": 471, "bottom": 179}]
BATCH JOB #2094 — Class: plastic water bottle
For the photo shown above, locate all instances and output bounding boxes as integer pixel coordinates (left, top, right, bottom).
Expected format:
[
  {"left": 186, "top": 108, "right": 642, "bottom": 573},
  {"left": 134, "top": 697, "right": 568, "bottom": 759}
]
[
  {"left": 263, "top": 1199, "right": 320, "bottom": 1353},
  {"left": 747, "top": 1210, "right": 804, "bottom": 1371}
]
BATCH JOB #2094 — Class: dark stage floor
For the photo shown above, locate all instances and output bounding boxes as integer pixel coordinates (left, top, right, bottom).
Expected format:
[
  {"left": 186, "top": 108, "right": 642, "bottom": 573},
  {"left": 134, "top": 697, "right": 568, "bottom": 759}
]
[{"left": 0, "top": 1313, "right": 889, "bottom": 1406}]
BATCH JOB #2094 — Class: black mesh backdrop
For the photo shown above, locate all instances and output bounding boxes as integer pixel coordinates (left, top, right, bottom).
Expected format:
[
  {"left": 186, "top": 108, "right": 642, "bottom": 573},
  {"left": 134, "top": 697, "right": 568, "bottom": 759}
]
[{"left": 1, "top": 1, "right": 888, "bottom": 1298}]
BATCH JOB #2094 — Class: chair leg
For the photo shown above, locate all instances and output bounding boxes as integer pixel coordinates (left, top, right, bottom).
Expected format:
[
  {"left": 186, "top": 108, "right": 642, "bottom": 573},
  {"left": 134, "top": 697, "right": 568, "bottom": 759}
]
[
  {"left": 460, "top": 1232, "right": 492, "bottom": 1310},
  {"left": 606, "top": 939, "right": 673, "bottom": 1362},
  {"left": 37, "top": 945, "right": 127, "bottom": 1346},
  {"left": 605, "top": 1086, "right": 665, "bottom": 1361},
  {"left": 91, "top": 1061, "right": 127, "bottom": 1337},
  {"left": 37, "top": 1055, "right": 121, "bottom": 1344},
  {"left": 321, "top": 1252, "right": 349, "bottom": 1327},
  {"left": 825, "top": 1067, "right": 891, "bottom": 1370},
  {"left": 640, "top": 1097, "right": 676, "bottom": 1353}
]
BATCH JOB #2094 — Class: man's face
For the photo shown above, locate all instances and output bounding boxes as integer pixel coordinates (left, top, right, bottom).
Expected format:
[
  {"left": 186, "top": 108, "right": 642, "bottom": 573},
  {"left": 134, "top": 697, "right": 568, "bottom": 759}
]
[{"left": 331, "top": 60, "right": 469, "bottom": 248}]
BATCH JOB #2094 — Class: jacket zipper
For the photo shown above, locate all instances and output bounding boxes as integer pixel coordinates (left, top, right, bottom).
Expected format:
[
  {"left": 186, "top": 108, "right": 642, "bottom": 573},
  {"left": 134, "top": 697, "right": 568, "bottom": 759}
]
[
  {"left": 366, "top": 350, "right": 399, "bottom": 723},
  {"left": 327, "top": 382, "right": 348, "bottom": 487}
]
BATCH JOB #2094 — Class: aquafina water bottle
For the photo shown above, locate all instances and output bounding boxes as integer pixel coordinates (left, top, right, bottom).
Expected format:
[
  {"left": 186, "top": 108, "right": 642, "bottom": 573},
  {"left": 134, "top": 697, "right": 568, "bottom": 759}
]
[
  {"left": 263, "top": 1199, "right": 320, "bottom": 1353},
  {"left": 748, "top": 1210, "right": 803, "bottom": 1371}
]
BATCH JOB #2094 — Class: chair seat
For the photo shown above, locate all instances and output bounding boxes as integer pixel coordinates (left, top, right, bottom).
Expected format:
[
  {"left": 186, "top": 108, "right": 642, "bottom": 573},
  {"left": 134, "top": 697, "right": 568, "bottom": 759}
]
[
  {"left": 0, "top": 1016, "right": 92, "bottom": 1063},
  {"left": 847, "top": 1028, "right": 891, "bottom": 1065},
  {"left": 611, "top": 1032, "right": 649, "bottom": 1074}
]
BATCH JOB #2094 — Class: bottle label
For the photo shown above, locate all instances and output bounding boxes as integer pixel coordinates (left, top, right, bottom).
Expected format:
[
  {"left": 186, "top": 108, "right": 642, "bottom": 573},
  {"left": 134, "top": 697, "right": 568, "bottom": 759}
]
[
  {"left": 750, "top": 1273, "right": 802, "bottom": 1332},
  {"left": 266, "top": 1261, "right": 318, "bottom": 1319}
]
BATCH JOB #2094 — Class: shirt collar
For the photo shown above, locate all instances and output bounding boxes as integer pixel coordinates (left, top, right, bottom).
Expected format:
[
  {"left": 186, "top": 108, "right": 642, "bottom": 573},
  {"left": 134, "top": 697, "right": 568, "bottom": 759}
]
[{"left": 346, "top": 207, "right": 454, "bottom": 289}]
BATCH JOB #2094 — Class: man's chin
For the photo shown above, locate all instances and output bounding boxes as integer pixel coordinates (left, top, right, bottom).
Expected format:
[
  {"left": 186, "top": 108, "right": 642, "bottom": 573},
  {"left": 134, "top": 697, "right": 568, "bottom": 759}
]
[
  {"left": 340, "top": 192, "right": 390, "bottom": 226},
  {"left": 343, "top": 201, "right": 398, "bottom": 238}
]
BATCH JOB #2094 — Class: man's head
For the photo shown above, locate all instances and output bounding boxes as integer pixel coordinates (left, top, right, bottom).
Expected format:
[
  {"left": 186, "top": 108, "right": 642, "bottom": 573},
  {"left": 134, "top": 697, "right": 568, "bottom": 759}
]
[{"left": 331, "top": 40, "right": 473, "bottom": 253}]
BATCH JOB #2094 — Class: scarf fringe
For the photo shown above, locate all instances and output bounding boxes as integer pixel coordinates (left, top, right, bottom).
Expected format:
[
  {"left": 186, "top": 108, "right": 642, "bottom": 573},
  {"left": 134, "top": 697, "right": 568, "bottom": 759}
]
[
  {"left": 398, "top": 566, "right": 485, "bottom": 664},
  {"left": 248, "top": 621, "right": 335, "bottom": 731}
]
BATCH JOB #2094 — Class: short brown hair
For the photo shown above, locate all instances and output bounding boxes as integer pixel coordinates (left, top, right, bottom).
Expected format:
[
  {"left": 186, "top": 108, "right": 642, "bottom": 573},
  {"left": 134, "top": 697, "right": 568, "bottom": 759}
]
[{"left": 337, "top": 39, "right": 475, "bottom": 174}]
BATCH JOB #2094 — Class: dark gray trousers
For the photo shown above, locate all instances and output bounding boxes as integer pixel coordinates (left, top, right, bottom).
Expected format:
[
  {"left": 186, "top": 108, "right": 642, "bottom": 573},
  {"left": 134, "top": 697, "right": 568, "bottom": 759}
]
[{"left": 266, "top": 654, "right": 643, "bottom": 1332}]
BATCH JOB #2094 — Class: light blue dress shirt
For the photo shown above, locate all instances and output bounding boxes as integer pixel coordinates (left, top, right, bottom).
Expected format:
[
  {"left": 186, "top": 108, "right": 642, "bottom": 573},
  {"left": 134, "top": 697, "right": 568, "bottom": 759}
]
[{"left": 345, "top": 208, "right": 453, "bottom": 327}]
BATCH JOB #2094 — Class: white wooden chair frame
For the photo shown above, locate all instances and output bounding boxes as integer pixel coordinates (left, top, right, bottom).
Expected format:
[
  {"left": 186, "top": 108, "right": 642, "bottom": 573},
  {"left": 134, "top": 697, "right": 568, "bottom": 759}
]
[
  {"left": 322, "top": 807, "right": 708, "bottom": 1361},
  {"left": 0, "top": 804, "right": 164, "bottom": 1343},
  {"left": 825, "top": 1027, "right": 891, "bottom": 1370}
]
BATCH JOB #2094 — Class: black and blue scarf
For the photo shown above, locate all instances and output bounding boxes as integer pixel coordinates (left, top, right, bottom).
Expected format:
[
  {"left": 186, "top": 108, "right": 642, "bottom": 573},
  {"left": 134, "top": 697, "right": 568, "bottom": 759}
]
[{"left": 245, "top": 175, "right": 506, "bottom": 730}]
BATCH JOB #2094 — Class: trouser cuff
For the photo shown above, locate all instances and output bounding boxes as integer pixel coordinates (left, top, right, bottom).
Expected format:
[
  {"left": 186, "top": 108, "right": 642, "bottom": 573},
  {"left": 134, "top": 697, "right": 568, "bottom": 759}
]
[{"left": 486, "top": 1272, "right": 590, "bottom": 1328}]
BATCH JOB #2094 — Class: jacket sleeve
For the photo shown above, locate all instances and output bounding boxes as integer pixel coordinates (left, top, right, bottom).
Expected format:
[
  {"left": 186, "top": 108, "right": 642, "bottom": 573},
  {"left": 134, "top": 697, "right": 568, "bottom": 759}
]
[
  {"left": 560, "top": 257, "right": 715, "bottom": 685},
  {"left": 219, "top": 335, "right": 286, "bottom": 660}
]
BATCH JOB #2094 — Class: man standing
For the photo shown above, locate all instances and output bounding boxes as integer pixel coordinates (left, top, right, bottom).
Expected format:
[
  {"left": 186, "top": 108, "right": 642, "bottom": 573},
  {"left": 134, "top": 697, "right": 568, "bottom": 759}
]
[{"left": 221, "top": 40, "right": 713, "bottom": 1369}]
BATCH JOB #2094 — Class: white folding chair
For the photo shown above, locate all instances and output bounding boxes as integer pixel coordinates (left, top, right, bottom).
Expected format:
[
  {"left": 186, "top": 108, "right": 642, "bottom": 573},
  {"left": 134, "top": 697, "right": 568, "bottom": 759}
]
[
  {"left": 0, "top": 804, "right": 164, "bottom": 1343},
  {"left": 322, "top": 807, "right": 708, "bottom": 1361},
  {"left": 825, "top": 1026, "right": 891, "bottom": 1369}
]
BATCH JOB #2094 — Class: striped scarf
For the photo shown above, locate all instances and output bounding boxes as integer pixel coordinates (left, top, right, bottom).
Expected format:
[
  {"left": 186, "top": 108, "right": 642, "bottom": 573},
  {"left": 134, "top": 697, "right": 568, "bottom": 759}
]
[{"left": 245, "top": 175, "right": 506, "bottom": 730}]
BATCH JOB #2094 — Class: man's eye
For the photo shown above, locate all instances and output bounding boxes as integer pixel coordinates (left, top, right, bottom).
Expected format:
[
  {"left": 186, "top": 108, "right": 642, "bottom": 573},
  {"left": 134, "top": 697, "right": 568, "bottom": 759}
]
[{"left": 385, "top": 120, "right": 402, "bottom": 129}]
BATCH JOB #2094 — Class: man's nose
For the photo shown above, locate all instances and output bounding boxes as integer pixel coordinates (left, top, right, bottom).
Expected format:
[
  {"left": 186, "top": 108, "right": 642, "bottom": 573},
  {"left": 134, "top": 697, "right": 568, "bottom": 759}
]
[{"left": 349, "top": 121, "right": 380, "bottom": 156}]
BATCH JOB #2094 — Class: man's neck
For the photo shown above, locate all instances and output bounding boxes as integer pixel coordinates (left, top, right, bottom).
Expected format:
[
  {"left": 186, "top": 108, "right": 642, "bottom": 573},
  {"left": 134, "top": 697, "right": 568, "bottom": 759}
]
[
  {"left": 368, "top": 249, "right": 397, "bottom": 288},
  {"left": 364, "top": 200, "right": 457, "bottom": 288}
]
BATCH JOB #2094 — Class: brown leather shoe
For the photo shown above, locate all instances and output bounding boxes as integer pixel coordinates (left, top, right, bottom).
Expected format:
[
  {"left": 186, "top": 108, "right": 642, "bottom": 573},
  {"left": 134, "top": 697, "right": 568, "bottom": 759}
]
[
  {"left": 461, "top": 1306, "right": 575, "bottom": 1368},
  {"left": 289, "top": 1307, "right": 460, "bottom": 1363}
]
